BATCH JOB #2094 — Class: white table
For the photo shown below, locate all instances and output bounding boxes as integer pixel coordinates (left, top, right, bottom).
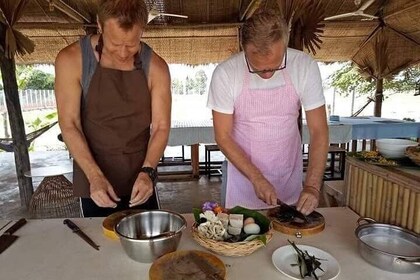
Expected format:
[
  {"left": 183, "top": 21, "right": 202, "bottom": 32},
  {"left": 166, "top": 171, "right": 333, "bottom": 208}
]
[
  {"left": 1, "top": 207, "right": 418, "bottom": 279},
  {"left": 168, "top": 120, "right": 352, "bottom": 177},
  {"left": 169, "top": 120, "right": 353, "bottom": 146}
]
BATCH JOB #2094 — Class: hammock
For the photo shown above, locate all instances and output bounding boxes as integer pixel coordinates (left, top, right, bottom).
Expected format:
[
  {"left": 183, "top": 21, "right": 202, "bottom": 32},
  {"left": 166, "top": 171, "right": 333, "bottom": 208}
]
[{"left": 0, "top": 121, "right": 58, "bottom": 152}]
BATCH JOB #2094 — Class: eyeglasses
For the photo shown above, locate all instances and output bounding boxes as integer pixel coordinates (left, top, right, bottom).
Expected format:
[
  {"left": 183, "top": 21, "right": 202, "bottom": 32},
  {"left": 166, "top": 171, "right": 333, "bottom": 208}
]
[{"left": 245, "top": 51, "right": 287, "bottom": 74}]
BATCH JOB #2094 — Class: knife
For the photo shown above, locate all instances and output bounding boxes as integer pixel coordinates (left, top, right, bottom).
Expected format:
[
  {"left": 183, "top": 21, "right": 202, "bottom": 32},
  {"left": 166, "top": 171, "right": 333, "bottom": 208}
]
[
  {"left": 189, "top": 251, "right": 224, "bottom": 280},
  {"left": 0, "top": 218, "right": 27, "bottom": 254},
  {"left": 63, "top": 219, "right": 100, "bottom": 251},
  {"left": 276, "top": 198, "right": 309, "bottom": 223}
]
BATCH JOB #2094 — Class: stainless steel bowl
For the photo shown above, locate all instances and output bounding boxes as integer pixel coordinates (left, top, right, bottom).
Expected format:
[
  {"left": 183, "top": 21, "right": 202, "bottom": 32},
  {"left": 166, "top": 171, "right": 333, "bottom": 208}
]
[
  {"left": 115, "top": 210, "right": 187, "bottom": 263},
  {"left": 355, "top": 217, "right": 420, "bottom": 273}
]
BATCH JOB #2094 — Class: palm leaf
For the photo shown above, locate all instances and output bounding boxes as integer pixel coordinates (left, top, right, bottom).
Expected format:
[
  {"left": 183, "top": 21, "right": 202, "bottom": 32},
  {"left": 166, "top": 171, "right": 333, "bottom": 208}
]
[
  {"left": 300, "top": 0, "right": 325, "bottom": 55},
  {"left": 276, "top": 0, "right": 325, "bottom": 54},
  {"left": 0, "top": 0, "right": 34, "bottom": 59}
]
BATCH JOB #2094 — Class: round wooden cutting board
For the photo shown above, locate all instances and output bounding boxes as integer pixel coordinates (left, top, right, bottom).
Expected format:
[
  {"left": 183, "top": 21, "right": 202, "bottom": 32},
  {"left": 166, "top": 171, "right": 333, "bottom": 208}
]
[
  {"left": 102, "top": 209, "right": 142, "bottom": 239},
  {"left": 149, "top": 250, "right": 226, "bottom": 280},
  {"left": 267, "top": 208, "right": 325, "bottom": 236}
]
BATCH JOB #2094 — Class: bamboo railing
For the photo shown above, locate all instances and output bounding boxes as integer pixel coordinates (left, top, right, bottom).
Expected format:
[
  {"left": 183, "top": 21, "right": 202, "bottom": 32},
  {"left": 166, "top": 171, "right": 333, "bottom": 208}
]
[{"left": 345, "top": 156, "right": 420, "bottom": 234}]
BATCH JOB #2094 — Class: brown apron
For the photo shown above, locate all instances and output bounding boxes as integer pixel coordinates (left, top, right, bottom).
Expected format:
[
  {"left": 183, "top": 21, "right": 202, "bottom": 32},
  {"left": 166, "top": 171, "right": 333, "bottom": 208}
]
[{"left": 73, "top": 36, "right": 151, "bottom": 198}]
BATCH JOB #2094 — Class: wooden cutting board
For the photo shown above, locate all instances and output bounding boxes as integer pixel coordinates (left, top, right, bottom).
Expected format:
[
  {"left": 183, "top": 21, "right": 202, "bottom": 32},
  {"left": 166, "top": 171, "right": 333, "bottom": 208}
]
[
  {"left": 267, "top": 207, "right": 325, "bottom": 236},
  {"left": 149, "top": 250, "right": 226, "bottom": 280},
  {"left": 102, "top": 209, "right": 142, "bottom": 240}
]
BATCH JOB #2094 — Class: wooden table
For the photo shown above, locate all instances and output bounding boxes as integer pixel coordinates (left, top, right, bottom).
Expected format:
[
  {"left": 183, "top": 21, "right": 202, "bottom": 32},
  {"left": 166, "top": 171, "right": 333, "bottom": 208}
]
[
  {"left": 1, "top": 207, "right": 418, "bottom": 279},
  {"left": 344, "top": 156, "right": 420, "bottom": 233}
]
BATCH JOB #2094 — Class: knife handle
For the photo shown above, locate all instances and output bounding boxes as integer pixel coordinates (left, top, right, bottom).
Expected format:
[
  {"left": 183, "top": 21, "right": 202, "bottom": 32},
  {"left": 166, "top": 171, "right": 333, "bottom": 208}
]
[
  {"left": 63, "top": 219, "right": 80, "bottom": 232},
  {"left": 5, "top": 218, "right": 27, "bottom": 235}
]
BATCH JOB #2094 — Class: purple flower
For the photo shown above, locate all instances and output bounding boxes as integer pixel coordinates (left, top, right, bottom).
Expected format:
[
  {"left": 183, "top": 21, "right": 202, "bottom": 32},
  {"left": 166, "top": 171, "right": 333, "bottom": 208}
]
[{"left": 202, "top": 201, "right": 218, "bottom": 212}]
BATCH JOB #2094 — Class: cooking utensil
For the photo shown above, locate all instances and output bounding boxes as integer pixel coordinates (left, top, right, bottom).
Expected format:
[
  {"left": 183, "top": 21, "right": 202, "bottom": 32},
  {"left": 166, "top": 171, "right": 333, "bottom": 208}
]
[
  {"left": 276, "top": 199, "right": 309, "bottom": 223},
  {"left": 0, "top": 218, "right": 27, "bottom": 254},
  {"left": 115, "top": 210, "right": 187, "bottom": 263},
  {"left": 189, "top": 251, "right": 225, "bottom": 280},
  {"left": 63, "top": 219, "right": 100, "bottom": 251},
  {"left": 355, "top": 217, "right": 420, "bottom": 273}
]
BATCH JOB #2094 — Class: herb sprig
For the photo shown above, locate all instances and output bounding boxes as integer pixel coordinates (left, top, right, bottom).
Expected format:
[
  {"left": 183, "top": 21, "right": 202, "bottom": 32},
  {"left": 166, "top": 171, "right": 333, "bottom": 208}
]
[{"left": 288, "top": 240, "right": 325, "bottom": 280}]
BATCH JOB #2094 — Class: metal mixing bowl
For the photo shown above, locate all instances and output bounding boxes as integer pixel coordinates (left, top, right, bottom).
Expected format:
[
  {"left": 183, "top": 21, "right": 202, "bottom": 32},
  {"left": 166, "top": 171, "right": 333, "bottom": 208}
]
[{"left": 115, "top": 210, "right": 187, "bottom": 263}]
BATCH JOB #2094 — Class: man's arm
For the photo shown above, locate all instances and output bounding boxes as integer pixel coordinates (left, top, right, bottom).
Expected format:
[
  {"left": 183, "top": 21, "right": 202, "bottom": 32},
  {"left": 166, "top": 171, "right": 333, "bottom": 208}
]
[
  {"left": 54, "top": 43, "right": 119, "bottom": 208},
  {"left": 129, "top": 52, "right": 171, "bottom": 206},
  {"left": 213, "top": 111, "right": 277, "bottom": 206},
  {"left": 296, "top": 105, "right": 329, "bottom": 214}
]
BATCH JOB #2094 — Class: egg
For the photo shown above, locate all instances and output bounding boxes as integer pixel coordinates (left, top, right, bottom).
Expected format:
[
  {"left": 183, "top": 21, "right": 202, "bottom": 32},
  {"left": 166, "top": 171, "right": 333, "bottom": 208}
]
[
  {"left": 244, "top": 217, "right": 255, "bottom": 226},
  {"left": 244, "top": 223, "right": 261, "bottom": 235}
]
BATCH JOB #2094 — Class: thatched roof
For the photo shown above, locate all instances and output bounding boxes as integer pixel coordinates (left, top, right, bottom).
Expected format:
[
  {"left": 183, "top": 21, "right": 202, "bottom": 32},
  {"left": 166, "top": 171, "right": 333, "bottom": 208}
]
[{"left": 12, "top": 0, "right": 420, "bottom": 77}]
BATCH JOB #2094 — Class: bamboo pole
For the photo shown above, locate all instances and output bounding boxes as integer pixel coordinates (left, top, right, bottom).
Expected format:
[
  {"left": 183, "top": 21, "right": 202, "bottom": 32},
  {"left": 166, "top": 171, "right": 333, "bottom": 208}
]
[
  {"left": 350, "top": 165, "right": 358, "bottom": 210},
  {"left": 380, "top": 180, "right": 389, "bottom": 222},
  {"left": 375, "top": 177, "right": 384, "bottom": 221},
  {"left": 383, "top": 181, "right": 393, "bottom": 223},
  {"left": 356, "top": 168, "right": 364, "bottom": 213},
  {"left": 360, "top": 170, "right": 368, "bottom": 217},
  {"left": 413, "top": 193, "right": 420, "bottom": 234},
  {"left": 401, "top": 188, "right": 414, "bottom": 227},
  {"left": 407, "top": 191, "right": 415, "bottom": 230},
  {"left": 395, "top": 185, "right": 405, "bottom": 226},
  {"left": 390, "top": 183, "right": 399, "bottom": 224},
  {"left": 371, "top": 175, "right": 378, "bottom": 218},
  {"left": 366, "top": 173, "right": 373, "bottom": 217},
  {"left": 345, "top": 164, "right": 353, "bottom": 206}
]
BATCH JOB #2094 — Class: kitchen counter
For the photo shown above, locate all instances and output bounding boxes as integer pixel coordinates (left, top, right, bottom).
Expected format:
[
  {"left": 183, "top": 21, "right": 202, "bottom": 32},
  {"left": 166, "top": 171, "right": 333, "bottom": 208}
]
[{"left": 1, "top": 207, "right": 419, "bottom": 280}]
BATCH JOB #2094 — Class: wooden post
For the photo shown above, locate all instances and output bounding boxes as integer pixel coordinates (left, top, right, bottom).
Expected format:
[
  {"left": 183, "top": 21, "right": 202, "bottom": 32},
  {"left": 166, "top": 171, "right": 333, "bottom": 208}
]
[
  {"left": 0, "top": 24, "right": 34, "bottom": 208},
  {"left": 374, "top": 78, "right": 383, "bottom": 117}
]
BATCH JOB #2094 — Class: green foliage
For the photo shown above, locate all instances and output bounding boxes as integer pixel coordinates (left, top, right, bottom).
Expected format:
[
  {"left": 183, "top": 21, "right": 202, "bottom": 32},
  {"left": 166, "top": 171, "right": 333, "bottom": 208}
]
[
  {"left": 328, "top": 63, "right": 420, "bottom": 97},
  {"left": 26, "top": 111, "right": 57, "bottom": 150},
  {"left": 25, "top": 70, "right": 54, "bottom": 90},
  {"left": 171, "top": 79, "right": 184, "bottom": 95},
  {"left": 195, "top": 70, "right": 208, "bottom": 95},
  {"left": 16, "top": 65, "right": 54, "bottom": 90}
]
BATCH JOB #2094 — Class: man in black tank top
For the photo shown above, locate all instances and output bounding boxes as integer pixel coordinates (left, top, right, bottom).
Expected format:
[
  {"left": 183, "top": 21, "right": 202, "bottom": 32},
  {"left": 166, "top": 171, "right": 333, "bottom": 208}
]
[{"left": 54, "top": 0, "right": 171, "bottom": 217}]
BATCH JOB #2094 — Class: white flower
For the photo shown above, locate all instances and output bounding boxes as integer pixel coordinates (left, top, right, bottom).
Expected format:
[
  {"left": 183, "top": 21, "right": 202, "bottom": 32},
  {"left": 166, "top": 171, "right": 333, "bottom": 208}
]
[{"left": 199, "top": 210, "right": 219, "bottom": 222}]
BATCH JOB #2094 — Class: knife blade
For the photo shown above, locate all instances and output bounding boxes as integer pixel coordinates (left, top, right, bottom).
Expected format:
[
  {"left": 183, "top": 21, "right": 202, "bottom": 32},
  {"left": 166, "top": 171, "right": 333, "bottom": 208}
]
[
  {"left": 276, "top": 199, "right": 309, "bottom": 223},
  {"left": 0, "top": 218, "right": 27, "bottom": 254},
  {"left": 189, "top": 251, "right": 224, "bottom": 280},
  {"left": 63, "top": 219, "right": 100, "bottom": 251}
]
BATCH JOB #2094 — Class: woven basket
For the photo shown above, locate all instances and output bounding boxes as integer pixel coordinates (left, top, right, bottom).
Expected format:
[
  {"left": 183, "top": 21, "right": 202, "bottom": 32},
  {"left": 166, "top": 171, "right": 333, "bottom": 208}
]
[
  {"left": 405, "top": 146, "right": 420, "bottom": 166},
  {"left": 29, "top": 175, "right": 81, "bottom": 219},
  {"left": 191, "top": 222, "right": 273, "bottom": 257}
]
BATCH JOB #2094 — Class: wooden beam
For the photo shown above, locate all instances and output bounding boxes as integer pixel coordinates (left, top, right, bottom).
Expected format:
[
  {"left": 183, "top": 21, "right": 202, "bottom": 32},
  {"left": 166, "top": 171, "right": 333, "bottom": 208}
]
[{"left": 48, "top": 0, "right": 91, "bottom": 23}]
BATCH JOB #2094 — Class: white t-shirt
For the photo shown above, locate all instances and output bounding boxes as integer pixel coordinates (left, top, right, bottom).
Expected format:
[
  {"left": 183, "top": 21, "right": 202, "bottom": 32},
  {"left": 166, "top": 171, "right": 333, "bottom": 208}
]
[{"left": 207, "top": 48, "right": 325, "bottom": 114}]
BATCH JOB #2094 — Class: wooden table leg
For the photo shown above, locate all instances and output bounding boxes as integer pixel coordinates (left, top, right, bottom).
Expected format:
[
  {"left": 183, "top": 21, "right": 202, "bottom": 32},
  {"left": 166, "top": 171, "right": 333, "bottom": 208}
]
[{"left": 191, "top": 144, "right": 200, "bottom": 178}]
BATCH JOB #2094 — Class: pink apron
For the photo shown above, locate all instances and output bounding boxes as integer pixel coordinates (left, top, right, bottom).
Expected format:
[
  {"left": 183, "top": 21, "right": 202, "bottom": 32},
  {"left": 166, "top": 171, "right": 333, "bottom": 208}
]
[{"left": 226, "top": 68, "right": 303, "bottom": 209}]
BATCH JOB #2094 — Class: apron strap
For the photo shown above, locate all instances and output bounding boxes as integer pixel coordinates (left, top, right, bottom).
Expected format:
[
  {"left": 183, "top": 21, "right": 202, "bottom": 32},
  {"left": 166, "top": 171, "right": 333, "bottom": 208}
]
[{"left": 95, "top": 35, "right": 143, "bottom": 70}]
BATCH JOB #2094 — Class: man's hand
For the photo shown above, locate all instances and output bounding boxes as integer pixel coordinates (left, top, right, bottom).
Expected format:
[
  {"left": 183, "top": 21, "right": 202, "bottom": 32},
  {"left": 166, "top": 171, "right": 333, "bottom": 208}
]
[
  {"left": 129, "top": 172, "right": 154, "bottom": 207},
  {"left": 296, "top": 186, "right": 320, "bottom": 215},
  {"left": 253, "top": 176, "right": 277, "bottom": 206},
  {"left": 90, "top": 175, "right": 120, "bottom": 208}
]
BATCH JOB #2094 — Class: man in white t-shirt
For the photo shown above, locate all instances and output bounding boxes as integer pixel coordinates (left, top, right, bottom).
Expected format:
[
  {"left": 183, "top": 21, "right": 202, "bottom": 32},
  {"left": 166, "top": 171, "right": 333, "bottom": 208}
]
[{"left": 207, "top": 10, "right": 328, "bottom": 215}]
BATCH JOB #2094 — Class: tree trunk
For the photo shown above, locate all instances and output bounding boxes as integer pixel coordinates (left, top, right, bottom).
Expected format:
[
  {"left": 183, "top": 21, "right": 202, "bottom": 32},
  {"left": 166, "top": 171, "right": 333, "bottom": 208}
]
[
  {"left": 0, "top": 25, "right": 33, "bottom": 208},
  {"left": 374, "top": 78, "right": 383, "bottom": 117}
]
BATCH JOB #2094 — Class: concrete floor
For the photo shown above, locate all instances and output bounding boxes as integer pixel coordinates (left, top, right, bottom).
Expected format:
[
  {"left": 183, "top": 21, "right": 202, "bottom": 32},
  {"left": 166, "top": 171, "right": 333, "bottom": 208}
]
[
  {"left": 0, "top": 150, "right": 328, "bottom": 219},
  {"left": 0, "top": 151, "right": 222, "bottom": 219}
]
